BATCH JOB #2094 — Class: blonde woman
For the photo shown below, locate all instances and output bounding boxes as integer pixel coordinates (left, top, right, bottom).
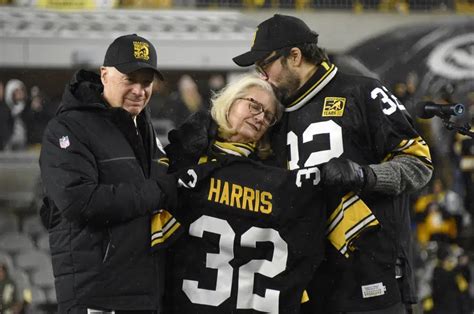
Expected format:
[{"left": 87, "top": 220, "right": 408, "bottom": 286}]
[{"left": 158, "top": 75, "right": 327, "bottom": 313}]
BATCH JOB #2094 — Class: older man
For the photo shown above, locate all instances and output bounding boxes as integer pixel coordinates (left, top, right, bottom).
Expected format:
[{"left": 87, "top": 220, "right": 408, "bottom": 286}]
[{"left": 40, "top": 34, "right": 176, "bottom": 314}]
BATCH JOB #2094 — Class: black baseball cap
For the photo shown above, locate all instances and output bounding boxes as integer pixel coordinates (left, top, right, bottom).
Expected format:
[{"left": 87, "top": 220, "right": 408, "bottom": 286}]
[
  {"left": 233, "top": 14, "right": 319, "bottom": 67},
  {"left": 103, "top": 34, "right": 164, "bottom": 80}
]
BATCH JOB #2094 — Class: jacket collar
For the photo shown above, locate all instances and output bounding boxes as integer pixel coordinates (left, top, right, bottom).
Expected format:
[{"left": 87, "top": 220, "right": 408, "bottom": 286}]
[{"left": 284, "top": 61, "right": 338, "bottom": 112}]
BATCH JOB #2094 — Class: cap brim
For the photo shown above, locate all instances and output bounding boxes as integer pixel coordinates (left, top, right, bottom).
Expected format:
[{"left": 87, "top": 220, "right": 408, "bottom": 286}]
[
  {"left": 232, "top": 50, "right": 272, "bottom": 67},
  {"left": 115, "top": 62, "right": 165, "bottom": 81}
]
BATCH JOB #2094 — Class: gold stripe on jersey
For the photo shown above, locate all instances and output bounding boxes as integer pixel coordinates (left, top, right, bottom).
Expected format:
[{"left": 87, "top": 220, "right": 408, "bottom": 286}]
[
  {"left": 326, "top": 192, "right": 380, "bottom": 258},
  {"left": 301, "top": 290, "right": 309, "bottom": 303},
  {"left": 154, "top": 157, "right": 169, "bottom": 166},
  {"left": 198, "top": 156, "right": 209, "bottom": 164},
  {"left": 151, "top": 209, "right": 181, "bottom": 248},
  {"left": 383, "top": 136, "right": 433, "bottom": 168},
  {"left": 285, "top": 61, "right": 338, "bottom": 112},
  {"left": 213, "top": 141, "right": 256, "bottom": 157}
]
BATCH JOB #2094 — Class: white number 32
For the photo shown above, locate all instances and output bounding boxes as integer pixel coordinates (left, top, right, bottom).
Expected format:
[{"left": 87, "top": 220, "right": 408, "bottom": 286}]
[{"left": 183, "top": 215, "right": 288, "bottom": 313}]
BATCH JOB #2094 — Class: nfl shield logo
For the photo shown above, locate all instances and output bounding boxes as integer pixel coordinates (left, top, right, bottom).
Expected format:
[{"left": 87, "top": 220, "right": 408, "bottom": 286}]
[{"left": 59, "top": 136, "right": 70, "bottom": 149}]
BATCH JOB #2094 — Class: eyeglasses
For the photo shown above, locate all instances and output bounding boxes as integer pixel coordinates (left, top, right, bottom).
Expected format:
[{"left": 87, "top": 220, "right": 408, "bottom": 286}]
[
  {"left": 255, "top": 52, "right": 282, "bottom": 78},
  {"left": 237, "top": 97, "right": 278, "bottom": 126}
]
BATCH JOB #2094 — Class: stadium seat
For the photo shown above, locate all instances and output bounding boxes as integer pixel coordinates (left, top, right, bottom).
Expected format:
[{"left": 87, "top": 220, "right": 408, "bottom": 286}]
[
  {"left": 15, "top": 249, "right": 51, "bottom": 274},
  {"left": 0, "top": 231, "right": 34, "bottom": 255},
  {"left": 31, "top": 266, "right": 54, "bottom": 290},
  {"left": 46, "top": 286, "right": 57, "bottom": 303},
  {"left": 0, "top": 250, "right": 15, "bottom": 273},
  {"left": 11, "top": 268, "right": 32, "bottom": 303},
  {"left": 22, "top": 215, "right": 46, "bottom": 240},
  {"left": 0, "top": 211, "right": 20, "bottom": 234},
  {"left": 30, "top": 286, "right": 47, "bottom": 307},
  {"left": 36, "top": 233, "right": 50, "bottom": 252}
]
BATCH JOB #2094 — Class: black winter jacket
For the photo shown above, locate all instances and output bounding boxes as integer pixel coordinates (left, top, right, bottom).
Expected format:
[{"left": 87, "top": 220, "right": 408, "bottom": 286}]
[{"left": 40, "top": 70, "right": 168, "bottom": 312}]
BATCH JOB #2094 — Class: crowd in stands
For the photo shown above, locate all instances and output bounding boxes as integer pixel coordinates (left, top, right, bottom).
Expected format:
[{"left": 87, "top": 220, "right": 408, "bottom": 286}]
[
  {"left": 0, "top": 80, "right": 54, "bottom": 152},
  {"left": 151, "top": 74, "right": 224, "bottom": 128},
  {"left": 0, "top": 70, "right": 473, "bottom": 313},
  {"left": 391, "top": 71, "right": 474, "bottom": 313}
]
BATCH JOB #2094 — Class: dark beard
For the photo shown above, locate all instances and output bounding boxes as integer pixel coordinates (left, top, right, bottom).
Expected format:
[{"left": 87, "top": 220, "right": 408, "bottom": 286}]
[{"left": 270, "top": 75, "right": 301, "bottom": 105}]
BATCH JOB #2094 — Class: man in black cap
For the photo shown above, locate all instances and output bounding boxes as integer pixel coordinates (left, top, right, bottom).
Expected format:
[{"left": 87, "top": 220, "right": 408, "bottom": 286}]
[
  {"left": 233, "top": 14, "right": 433, "bottom": 314},
  {"left": 39, "top": 34, "right": 177, "bottom": 314}
]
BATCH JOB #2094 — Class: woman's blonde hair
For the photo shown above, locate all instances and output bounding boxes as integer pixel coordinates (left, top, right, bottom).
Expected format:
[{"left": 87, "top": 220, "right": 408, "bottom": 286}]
[{"left": 210, "top": 74, "right": 283, "bottom": 158}]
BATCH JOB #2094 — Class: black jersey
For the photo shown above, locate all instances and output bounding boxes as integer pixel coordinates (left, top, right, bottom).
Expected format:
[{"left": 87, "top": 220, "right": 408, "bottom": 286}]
[
  {"left": 162, "top": 153, "right": 327, "bottom": 314},
  {"left": 282, "top": 62, "right": 430, "bottom": 169},
  {"left": 272, "top": 62, "right": 432, "bottom": 312}
]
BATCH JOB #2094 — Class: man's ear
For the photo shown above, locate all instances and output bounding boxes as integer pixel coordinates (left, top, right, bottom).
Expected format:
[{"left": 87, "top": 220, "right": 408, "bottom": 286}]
[
  {"left": 288, "top": 47, "right": 303, "bottom": 67},
  {"left": 100, "top": 66, "right": 108, "bottom": 85}
]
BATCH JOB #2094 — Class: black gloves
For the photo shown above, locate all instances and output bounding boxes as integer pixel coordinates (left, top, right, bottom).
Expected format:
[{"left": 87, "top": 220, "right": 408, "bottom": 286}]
[
  {"left": 155, "top": 174, "right": 178, "bottom": 211},
  {"left": 166, "top": 110, "right": 217, "bottom": 172},
  {"left": 321, "top": 158, "right": 376, "bottom": 194}
]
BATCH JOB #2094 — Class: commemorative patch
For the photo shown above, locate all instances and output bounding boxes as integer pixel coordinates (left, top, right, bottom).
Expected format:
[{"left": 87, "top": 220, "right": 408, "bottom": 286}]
[{"left": 322, "top": 97, "right": 346, "bottom": 117}]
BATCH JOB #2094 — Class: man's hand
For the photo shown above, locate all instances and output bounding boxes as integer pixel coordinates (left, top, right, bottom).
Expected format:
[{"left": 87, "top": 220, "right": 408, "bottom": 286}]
[{"left": 321, "top": 158, "right": 376, "bottom": 193}]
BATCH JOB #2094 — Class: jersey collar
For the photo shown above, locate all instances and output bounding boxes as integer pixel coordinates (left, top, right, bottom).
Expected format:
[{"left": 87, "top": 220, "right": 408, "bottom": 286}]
[
  {"left": 212, "top": 140, "right": 256, "bottom": 157},
  {"left": 284, "top": 61, "right": 338, "bottom": 112}
]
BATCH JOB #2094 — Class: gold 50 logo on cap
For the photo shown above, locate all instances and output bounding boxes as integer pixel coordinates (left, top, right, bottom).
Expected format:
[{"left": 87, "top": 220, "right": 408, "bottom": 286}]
[{"left": 133, "top": 41, "right": 150, "bottom": 61}]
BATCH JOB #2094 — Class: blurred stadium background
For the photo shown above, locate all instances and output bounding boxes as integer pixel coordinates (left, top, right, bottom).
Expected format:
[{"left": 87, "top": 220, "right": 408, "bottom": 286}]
[{"left": 0, "top": 0, "right": 473, "bottom": 313}]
